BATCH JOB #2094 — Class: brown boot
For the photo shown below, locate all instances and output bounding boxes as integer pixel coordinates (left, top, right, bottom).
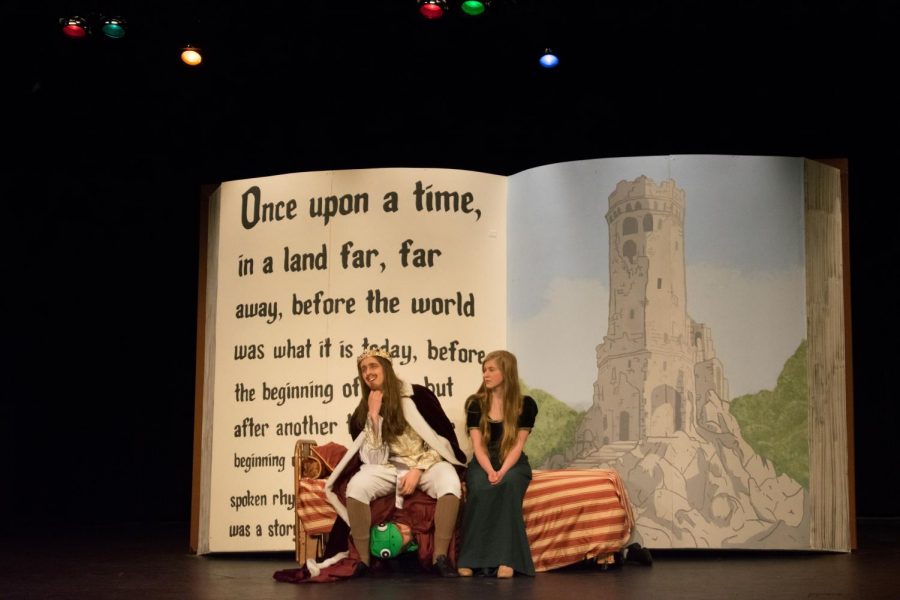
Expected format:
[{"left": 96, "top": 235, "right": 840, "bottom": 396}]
[
  {"left": 432, "top": 494, "right": 460, "bottom": 560},
  {"left": 346, "top": 498, "right": 371, "bottom": 566},
  {"left": 433, "top": 554, "right": 458, "bottom": 578}
]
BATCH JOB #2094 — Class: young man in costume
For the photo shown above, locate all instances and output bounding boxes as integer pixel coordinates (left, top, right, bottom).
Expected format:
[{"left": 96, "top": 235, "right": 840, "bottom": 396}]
[{"left": 323, "top": 346, "right": 466, "bottom": 577}]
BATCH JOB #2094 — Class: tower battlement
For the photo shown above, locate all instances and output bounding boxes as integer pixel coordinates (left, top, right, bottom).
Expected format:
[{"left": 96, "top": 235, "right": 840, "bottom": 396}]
[{"left": 608, "top": 176, "right": 685, "bottom": 211}]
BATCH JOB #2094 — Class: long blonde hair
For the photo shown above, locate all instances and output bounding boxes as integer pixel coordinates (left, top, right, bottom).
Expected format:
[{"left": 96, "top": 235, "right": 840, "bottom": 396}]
[
  {"left": 466, "top": 350, "right": 523, "bottom": 462},
  {"left": 351, "top": 356, "right": 407, "bottom": 444}
]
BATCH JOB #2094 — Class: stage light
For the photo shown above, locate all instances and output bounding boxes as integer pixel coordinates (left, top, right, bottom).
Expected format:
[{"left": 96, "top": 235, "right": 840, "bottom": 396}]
[
  {"left": 60, "top": 16, "right": 89, "bottom": 39},
  {"left": 181, "top": 46, "right": 203, "bottom": 66},
  {"left": 418, "top": 0, "right": 448, "bottom": 20},
  {"left": 460, "top": 0, "right": 489, "bottom": 16},
  {"left": 539, "top": 48, "right": 559, "bottom": 69},
  {"left": 100, "top": 17, "right": 126, "bottom": 39}
]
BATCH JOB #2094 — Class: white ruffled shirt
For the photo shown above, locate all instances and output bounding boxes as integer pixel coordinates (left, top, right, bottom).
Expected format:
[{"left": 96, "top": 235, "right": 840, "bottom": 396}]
[{"left": 360, "top": 414, "right": 442, "bottom": 507}]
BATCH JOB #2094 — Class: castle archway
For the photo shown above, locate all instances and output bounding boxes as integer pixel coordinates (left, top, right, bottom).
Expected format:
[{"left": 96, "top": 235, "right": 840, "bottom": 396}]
[
  {"left": 576, "top": 428, "right": 596, "bottom": 456},
  {"left": 675, "top": 390, "right": 683, "bottom": 431},
  {"left": 619, "top": 411, "right": 630, "bottom": 440}
]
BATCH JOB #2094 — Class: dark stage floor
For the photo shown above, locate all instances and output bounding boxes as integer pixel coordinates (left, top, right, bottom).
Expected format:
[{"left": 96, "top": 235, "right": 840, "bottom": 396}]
[{"left": 2, "top": 519, "right": 898, "bottom": 600}]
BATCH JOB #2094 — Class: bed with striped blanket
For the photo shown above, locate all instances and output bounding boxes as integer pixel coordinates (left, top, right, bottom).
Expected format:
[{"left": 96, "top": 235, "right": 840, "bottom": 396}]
[{"left": 295, "top": 468, "right": 634, "bottom": 572}]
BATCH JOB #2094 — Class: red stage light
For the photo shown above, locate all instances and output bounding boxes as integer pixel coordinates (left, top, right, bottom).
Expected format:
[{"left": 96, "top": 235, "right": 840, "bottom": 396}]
[
  {"left": 60, "top": 17, "right": 89, "bottom": 39},
  {"left": 419, "top": 1, "right": 447, "bottom": 20}
]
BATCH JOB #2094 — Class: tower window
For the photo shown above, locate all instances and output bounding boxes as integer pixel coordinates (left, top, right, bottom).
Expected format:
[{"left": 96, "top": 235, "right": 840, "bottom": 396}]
[
  {"left": 623, "top": 217, "right": 638, "bottom": 235},
  {"left": 657, "top": 278, "right": 662, "bottom": 289},
  {"left": 643, "top": 213, "right": 654, "bottom": 231},
  {"left": 623, "top": 240, "right": 637, "bottom": 260},
  {"left": 630, "top": 309, "right": 635, "bottom": 319}
]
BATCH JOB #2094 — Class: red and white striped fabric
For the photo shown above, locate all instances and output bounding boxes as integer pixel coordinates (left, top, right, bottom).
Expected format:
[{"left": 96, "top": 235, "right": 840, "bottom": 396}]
[
  {"left": 295, "top": 468, "right": 634, "bottom": 572},
  {"left": 296, "top": 478, "right": 338, "bottom": 536},
  {"left": 525, "top": 469, "right": 633, "bottom": 572}
]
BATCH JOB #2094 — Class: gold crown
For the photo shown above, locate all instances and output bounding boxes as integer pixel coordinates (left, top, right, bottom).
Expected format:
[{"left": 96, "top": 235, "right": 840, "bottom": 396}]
[{"left": 357, "top": 346, "right": 393, "bottom": 363}]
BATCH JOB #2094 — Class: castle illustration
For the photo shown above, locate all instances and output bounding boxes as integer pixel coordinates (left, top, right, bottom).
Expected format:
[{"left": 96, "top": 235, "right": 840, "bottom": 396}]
[
  {"left": 576, "top": 176, "right": 727, "bottom": 454},
  {"left": 565, "top": 176, "right": 807, "bottom": 548}
]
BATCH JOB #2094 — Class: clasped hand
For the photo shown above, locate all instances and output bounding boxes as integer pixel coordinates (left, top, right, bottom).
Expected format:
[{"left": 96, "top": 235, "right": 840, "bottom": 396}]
[
  {"left": 398, "top": 468, "right": 422, "bottom": 496},
  {"left": 488, "top": 468, "right": 506, "bottom": 485}
]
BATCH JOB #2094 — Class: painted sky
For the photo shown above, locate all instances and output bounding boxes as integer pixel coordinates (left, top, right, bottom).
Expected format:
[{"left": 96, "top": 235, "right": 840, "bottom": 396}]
[{"left": 507, "top": 155, "right": 806, "bottom": 410}]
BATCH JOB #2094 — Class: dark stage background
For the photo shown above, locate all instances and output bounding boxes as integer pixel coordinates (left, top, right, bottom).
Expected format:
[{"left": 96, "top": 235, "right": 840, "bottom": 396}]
[{"left": 3, "top": 1, "right": 897, "bottom": 533}]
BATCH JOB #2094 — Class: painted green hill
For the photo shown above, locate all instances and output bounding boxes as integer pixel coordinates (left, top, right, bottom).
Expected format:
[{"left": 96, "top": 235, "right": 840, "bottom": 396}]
[
  {"left": 729, "top": 340, "right": 809, "bottom": 488},
  {"left": 521, "top": 381, "right": 583, "bottom": 468}
]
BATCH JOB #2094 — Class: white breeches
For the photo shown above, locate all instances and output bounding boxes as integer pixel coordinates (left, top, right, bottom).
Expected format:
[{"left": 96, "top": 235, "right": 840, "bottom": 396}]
[{"left": 346, "top": 461, "right": 461, "bottom": 504}]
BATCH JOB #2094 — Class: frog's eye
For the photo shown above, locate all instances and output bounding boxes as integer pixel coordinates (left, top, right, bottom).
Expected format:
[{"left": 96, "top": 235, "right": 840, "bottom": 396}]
[
  {"left": 376, "top": 523, "right": 388, "bottom": 532},
  {"left": 379, "top": 549, "right": 393, "bottom": 558}
]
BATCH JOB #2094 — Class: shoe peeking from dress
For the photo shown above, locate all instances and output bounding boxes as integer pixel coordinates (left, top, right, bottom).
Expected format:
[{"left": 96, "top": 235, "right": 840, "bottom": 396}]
[{"left": 623, "top": 543, "right": 653, "bottom": 566}]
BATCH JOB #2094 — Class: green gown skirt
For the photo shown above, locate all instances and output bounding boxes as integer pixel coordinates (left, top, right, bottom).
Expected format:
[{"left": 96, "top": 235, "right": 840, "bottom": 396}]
[{"left": 458, "top": 451, "right": 535, "bottom": 576}]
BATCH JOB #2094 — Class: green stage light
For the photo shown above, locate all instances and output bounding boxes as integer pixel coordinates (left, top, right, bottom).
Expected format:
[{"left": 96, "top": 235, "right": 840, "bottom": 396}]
[
  {"left": 101, "top": 17, "right": 127, "bottom": 39},
  {"left": 460, "top": 1, "right": 489, "bottom": 16}
]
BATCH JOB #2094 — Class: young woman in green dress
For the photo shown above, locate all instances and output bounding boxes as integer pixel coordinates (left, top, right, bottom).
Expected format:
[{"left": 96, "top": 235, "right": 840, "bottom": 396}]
[{"left": 457, "top": 350, "right": 538, "bottom": 577}]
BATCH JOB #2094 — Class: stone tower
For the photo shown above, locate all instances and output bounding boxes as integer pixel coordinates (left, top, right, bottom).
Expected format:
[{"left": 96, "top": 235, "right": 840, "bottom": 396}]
[
  {"left": 577, "top": 176, "right": 725, "bottom": 452},
  {"left": 566, "top": 176, "right": 806, "bottom": 550}
]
